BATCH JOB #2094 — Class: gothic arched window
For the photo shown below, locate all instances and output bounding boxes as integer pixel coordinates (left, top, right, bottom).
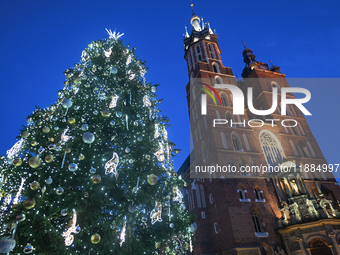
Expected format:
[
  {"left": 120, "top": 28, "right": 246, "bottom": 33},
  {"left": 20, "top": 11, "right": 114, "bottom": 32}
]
[
  {"left": 232, "top": 132, "right": 243, "bottom": 151},
  {"left": 212, "top": 63, "right": 220, "bottom": 73},
  {"left": 271, "top": 81, "right": 281, "bottom": 94},
  {"left": 225, "top": 112, "right": 234, "bottom": 127},
  {"left": 221, "top": 93, "right": 229, "bottom": 106},
  {"left": 252, "top": 210, "right": 265, "bottom": 233},
  {"left": 260, "top": 131, "right": 285, "bottom": 167},
  {"left": 208, "top": 44, "right": 215, "bottom": 58},
  {"left": 215, "top": 76, "right": 223, "bottom": 84}
]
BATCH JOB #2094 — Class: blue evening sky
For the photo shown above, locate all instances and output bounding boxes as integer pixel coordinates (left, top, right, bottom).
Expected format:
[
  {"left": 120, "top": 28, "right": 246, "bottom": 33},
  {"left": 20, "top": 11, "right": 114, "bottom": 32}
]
[{"left": 0, "top": 0, "right": 339, "bottom": 174}]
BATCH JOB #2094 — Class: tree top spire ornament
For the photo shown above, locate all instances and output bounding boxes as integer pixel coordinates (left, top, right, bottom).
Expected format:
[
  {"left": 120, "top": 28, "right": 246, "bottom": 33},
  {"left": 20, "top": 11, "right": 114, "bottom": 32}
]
[{"left": 105, "top": 28, "right": 124, "bottom": 40}]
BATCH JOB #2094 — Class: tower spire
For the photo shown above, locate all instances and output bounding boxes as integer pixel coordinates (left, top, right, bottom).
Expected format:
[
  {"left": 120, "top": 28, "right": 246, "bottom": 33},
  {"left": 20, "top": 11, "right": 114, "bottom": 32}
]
[{"left": 190, "top": 0, "right": 195, "bottom": 15}]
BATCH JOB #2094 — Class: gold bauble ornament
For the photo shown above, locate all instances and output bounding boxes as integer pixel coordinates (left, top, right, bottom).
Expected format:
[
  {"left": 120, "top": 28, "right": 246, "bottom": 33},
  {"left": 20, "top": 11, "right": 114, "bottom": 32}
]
[
  {"left": 65, "top": 148, "right": 71, "bottom": 153},
  {"left": 91, "top": 175, "right": 101, "bottom": 184},
  {"left": 45, "top": 154, "right": 54, "bottom": 163},
  {"left": 155, "top": 242, "right": 161, "bottom": 249},
  {"left": 23, "top": 198, "right": 36, "bottom": 209},
  {"left": 21, "top": 131, "right": 29, "bottom": 138},
  {"left": 42, "top": 127, "right": 50, "bottom": 133},
  {"left": 145, "top": 155, "right": 151, "bottom": 160},
  {"left": 49, "top": 137, "right": 54, "bottom": 142},
  {"left": 13, "top": 158, "right": 22, "bottom": 166},
  {"left": 28, "top": 156, "right": 41, "bottom": 168},
  {"left": 30, "top": 141, "right": 37, "bottom": 146},
  {"left": 37, "top": 121, "right": 42, "bottom": 125},
  {"left": 101, "top": 110, "right": 111, "bottom": 118},
  {"left": 79, "top": 154, "right": 85, "bottom": 160},
  {"left": 30, "top": 181, "right": 40, "bottom": 190},
  {"left": 147, "top": 174, "right": 158, "bottom": 185},
  {"left": 68, "top": 118, "right": 76, "bottom": 124},
  {"left": 91, "top": 233, "right": 101, "bottom": 244}
]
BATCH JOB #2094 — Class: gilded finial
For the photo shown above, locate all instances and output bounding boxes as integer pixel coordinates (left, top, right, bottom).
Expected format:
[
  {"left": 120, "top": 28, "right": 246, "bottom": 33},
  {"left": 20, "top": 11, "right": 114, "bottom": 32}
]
[
  {"left": 190, "top": 0, "right": 195, "bottom": 15},
  {"left": 242, "top": 40, "right": 246, "bottom": 49},
  {"left": 270, "top": 60, "right": 273, "bottom": 67}
]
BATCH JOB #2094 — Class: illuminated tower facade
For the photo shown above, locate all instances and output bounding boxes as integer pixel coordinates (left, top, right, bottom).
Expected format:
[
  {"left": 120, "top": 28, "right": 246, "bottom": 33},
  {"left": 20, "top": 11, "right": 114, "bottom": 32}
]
[{"left": 180, "top": 6, "right": 340, "bottom": 255}]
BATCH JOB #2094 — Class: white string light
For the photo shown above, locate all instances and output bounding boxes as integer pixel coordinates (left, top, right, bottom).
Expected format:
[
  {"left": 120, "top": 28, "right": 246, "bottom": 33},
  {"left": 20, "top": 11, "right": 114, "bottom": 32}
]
[
  {"left": 120, "top": 216, "right": 127, "bottom": 246},
  {"left": 154, "top": 143, "right": 165, "bottom": 162},
  {"left": 6, "top": 139, "right": 23, "bottom": 159},
  {"left": 105, "top": 152, "right": 119, "bottom": 176},
  {"left": 62, "top": 209, "right": 77, "bottom": 246},
  {"left": 61, "top": 128, "right": 73, "bottom": 144},
  {"left": 154, "top": 124, "right": 159, "bottom": 138},
  {"left": 150, "top": 202, "right": 162, "bottom": 224},
  {"left": 109, "top": 95, "right": 119, "bottom": 108},
  {"left": 13, "top": 178, "right": 25, "bottom": 205},
  {"left": 173, "top": 186, "right": 183, "bottom": 203},
  {"left": 143, "top": 95, "right": 151, "bottom": 107}
]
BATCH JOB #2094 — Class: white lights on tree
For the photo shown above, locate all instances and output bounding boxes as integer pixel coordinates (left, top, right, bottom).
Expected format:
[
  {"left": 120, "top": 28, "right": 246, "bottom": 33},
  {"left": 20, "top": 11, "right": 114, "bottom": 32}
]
[
  {"left": 105, "top": 28, "right": 124, "bottom": 40},
  {"left": 109, "top": 95, "right": 119, "bottom": 108},
  {"left": 154, "top": 124, "right": 159, "bottom": 139},
  {"left": 104, "top": 48, "right": 112, "bottom": 58},
  {"left": 150, "top": 202, "right": 162, "bottom": 224},
  {"left": 154, "top": 143, "right": 165, "bottom": 162},
  {"left": 143, "top": 95, "right": 151, "bottom": 107},
  {"left": 13, "top": 178, "right": 25, "bottom": 205},
  {"left": 126, "top": 55, "right": 132, "bottom": 66},
  {"left": 62, "top": 209, "right": 77, "bottom": 246},
  {"left": 120, "top": 216, "right": 127, "bottom": 247},
  {"left": 105, "top": 152, "right": 119, "bottom": 176},
  {"left": 61, "top": 128, "right": 73, "bottom": 144},
  {"left": 173, "top": 186, "right": 183, "bottom": 203},
  {"left": 6, "top": 139, "right": 24, "bottom": 159},
  {"left": 163, "top": 127, "right": 168, "bottom": 140}
]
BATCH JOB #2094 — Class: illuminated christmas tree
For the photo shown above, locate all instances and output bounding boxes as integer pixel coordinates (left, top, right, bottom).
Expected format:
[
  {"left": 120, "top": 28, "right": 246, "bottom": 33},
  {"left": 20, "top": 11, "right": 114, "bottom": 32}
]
[{"left": 0, "top": 29, "right": 195, "bottom": 255}]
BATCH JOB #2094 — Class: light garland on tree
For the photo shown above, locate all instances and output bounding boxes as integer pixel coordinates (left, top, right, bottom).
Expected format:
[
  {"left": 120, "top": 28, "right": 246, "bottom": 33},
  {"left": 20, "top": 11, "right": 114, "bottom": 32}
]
[
  {"left": 154, "top": 143, "right": 165, "bottom": 162},
  {"left": 150, "top": 202, "right": 162, "bottom": 224},
  {"left": 109, "top": 95, "right": 119, "bottom": 108},
  {"left": 13, "top": 178, "right": 25, "bottom": 205},
  {"left": 6, "top": 139, "right": 24, "bottom": 159},
  {"left": 154, "top": 124, "right": 159, "bottom": 139},
  {"left": 120, "top": 216, "right": 127, "bottom": 247},
  {"left": 143, "top": 95, "right": 151, "bottom": 107},
  {"left": 62, "top": 209, "right": 77, "bottom": 246},
  {"left": 105, "top": 152, "right": 119, "bottom": 176},
  {"left": 104, "top": 48, "right": 112, "bottom": 58},
  {"left": 173, "top": 186, "right": 183, "bottom": 203},
  {"left": 61, "top": 128, "right": 73, "bottom": 144}
]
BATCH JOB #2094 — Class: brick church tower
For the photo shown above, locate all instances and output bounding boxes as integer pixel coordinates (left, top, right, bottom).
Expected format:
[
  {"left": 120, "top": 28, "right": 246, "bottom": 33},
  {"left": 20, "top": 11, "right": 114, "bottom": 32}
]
[{"left": 179, "top": 5, "right": 340, "bottom": 255}]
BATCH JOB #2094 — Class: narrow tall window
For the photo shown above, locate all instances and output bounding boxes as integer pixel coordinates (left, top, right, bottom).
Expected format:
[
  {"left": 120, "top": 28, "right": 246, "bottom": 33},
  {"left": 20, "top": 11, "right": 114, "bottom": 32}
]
[
  {"left": 212, "top": 63, "right": 220, "bottom": 73},
  {"left": 208, "top": 44, "right": 215, "bottom": 58},
  {"left": 221, "top": 132, "right": 228, "bottom": 149},
  {"left": 238, "top": 186, "right": 247, "bottom": 200},
  {"left": 239, "top": 159, "right": 247, "bottom": 176},
  {"left": 298, "top": 122, "right": 306, "bottom": 135},
  {"left": 221, "top": 93, "right": 229, "bottom": 106},
  {"left": 290, "top": 140, "right": 299, "bottom": 156},
  {"left": 243, "top": 134, "right": 251, "bottom": 151},
  {"left": 252, "top": 211, "right": 265, "bottom": 233},
  {"left": 201, "top": 142, "right": 208, "bottom": 161},
  {"left": 200, "top": 184, "right": 206, "bottom": 208},
  {"left": 232, "top": 133, "right": 243, "bottom": 151},
  {"left": 215, "top": 76, "right": 223, "bottom": 84},
  {"left": 214, "top": 222, "right": 218, "bottom": 233},
  {"left": 271, "top": 81, "right": 281, "bottom": 94},
  {"left": 196, "top": 46, "right": 202, "bottom": 62},
  {"left": 254, "top": 188, "right": 264, "bottom": 201},
  {"left": 226, "top": 112, "right": 234, "bottom": 127}
]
